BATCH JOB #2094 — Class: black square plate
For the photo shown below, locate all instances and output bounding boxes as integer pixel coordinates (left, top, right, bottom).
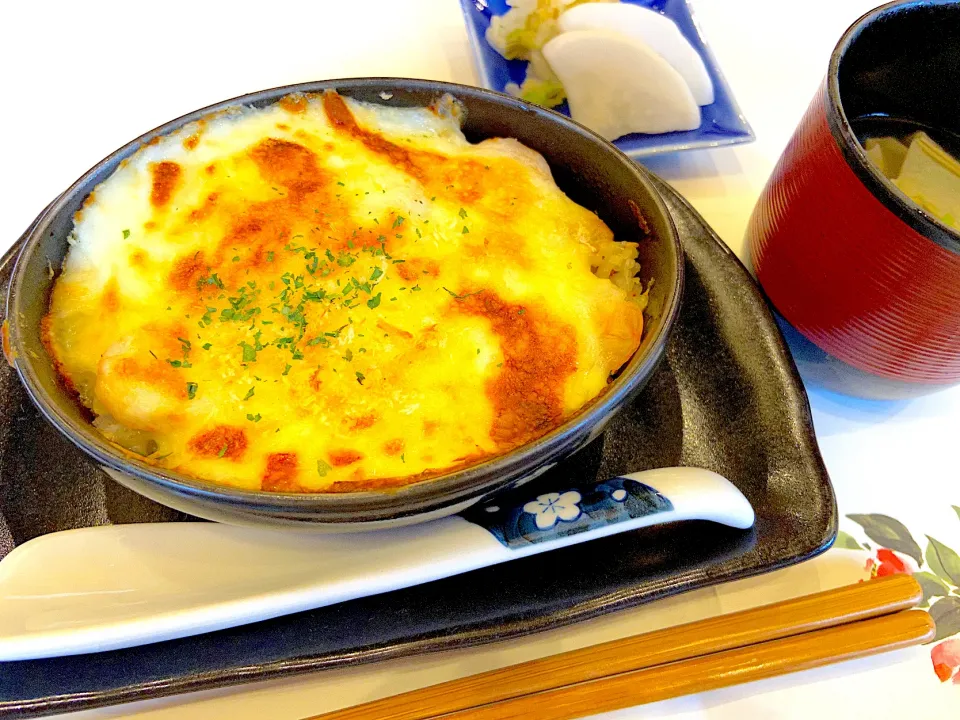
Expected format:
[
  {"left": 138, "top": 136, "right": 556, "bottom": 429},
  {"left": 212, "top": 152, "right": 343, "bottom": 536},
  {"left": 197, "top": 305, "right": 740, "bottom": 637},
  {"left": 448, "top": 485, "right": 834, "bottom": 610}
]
[{"left": 0, "top": 177, "right": 836, "bottom": 718}]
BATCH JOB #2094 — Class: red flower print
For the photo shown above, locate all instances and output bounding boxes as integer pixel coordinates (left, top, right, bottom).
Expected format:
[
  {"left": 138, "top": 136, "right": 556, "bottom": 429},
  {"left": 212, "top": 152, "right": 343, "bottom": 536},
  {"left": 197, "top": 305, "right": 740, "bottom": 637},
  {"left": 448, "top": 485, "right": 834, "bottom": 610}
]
[
  {"left": 931, "top": 638, "right": 960, "bottom": 683},
  {"left": 876, "top": 548, "right": 909, "bottom": 576}
]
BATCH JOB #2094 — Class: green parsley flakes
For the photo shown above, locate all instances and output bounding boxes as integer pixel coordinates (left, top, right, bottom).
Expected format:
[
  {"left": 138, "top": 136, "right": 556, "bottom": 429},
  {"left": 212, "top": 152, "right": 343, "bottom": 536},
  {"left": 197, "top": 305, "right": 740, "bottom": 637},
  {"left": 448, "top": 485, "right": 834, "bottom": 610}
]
[
  {"left": 367, "top": 293, "right": 382, "bottom": 309},
  {"left": 243, "top": 387, "right": 255, "bottom": 400},
  {"left": 317, "top": 459, "right": 332, "bottom": 477},
  {"left": 122, "top": 229, "right": 131, "bottom": 239},
  {"left": 246, "top": 413, "right": 262, "bottom": 422},
  {"left": 186, "top": 382, "right": 198, "bottom": 399}
]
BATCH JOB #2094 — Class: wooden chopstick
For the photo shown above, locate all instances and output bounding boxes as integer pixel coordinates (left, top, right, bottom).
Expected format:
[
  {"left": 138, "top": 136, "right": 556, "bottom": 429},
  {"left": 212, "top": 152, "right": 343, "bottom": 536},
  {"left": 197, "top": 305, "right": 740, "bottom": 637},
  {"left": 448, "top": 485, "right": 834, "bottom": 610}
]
[
  {"left": 418, "top": 610, "right": 933, "bottom": 720},
  {"left": 305, "top": 575, "right": 929, "bottom": 720}
]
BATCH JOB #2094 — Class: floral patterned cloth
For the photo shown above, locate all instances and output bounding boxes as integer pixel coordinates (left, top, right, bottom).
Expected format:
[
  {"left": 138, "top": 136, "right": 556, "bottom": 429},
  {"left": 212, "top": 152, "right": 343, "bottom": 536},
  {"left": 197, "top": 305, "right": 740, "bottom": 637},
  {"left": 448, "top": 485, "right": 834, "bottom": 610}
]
[{"left": 840, "top": 508, "right": 960, "bottom": 684}]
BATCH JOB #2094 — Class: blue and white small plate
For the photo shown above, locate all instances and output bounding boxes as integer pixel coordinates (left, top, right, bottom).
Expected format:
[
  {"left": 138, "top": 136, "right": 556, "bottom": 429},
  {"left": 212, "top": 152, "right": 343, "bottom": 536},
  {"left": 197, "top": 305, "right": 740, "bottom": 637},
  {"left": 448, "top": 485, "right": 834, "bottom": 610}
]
[{"left": 458, "top": 0, "right": 755, "bottom": 158}]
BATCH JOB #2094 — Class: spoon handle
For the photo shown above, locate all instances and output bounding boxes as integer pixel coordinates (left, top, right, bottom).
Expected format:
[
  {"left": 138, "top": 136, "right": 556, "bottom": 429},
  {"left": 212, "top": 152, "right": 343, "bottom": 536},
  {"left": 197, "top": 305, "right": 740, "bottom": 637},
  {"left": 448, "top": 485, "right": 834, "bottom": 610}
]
[{"left": 0, "top": 467, "right": 753, "bottom": 661}]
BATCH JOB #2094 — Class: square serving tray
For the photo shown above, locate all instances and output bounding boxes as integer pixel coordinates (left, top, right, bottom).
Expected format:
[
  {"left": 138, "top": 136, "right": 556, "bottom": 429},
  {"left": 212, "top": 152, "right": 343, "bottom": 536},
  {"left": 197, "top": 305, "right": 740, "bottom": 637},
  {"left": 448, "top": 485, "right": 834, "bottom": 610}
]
[{"left": 0, "top": 176, "right": 835, "bottom": 718}]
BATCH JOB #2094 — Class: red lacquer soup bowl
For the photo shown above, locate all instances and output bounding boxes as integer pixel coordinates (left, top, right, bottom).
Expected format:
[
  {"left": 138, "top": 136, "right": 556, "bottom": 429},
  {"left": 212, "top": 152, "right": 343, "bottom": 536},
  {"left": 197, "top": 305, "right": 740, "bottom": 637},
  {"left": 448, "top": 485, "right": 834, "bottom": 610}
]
[{"left": 747, "top": 0, "right": 960, "bottom": 400}]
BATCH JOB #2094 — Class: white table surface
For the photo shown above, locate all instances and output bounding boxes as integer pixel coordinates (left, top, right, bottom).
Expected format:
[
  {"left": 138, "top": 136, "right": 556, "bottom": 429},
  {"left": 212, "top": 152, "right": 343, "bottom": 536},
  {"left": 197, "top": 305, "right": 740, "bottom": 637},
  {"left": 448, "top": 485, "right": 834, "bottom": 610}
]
[{"left": 3, "top": 1, "right": 959, "bottom": 717}]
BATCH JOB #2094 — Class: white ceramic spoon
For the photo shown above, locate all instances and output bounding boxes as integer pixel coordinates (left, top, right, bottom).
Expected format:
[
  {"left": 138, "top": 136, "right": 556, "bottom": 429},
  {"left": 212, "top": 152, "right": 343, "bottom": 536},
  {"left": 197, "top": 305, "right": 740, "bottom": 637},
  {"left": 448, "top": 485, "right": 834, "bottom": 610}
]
[{"left": 0, "top": 467, "right": 753, "bottom": 661}]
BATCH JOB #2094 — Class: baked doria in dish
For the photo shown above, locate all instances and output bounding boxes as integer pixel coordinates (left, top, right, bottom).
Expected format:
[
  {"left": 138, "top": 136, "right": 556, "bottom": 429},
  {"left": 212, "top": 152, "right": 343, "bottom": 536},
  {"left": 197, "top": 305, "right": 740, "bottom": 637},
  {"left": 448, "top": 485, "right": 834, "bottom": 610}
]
[{"left": 43, "top": 90, "right": 647, "bottom": 493}]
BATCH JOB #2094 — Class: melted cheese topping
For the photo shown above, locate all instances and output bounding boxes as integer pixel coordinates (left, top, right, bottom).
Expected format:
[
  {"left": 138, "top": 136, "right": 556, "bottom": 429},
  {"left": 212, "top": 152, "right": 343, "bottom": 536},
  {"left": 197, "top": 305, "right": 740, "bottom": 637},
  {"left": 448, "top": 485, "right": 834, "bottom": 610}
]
[{"left": 44, "top": 92, "right": 645, "bottom": 492}]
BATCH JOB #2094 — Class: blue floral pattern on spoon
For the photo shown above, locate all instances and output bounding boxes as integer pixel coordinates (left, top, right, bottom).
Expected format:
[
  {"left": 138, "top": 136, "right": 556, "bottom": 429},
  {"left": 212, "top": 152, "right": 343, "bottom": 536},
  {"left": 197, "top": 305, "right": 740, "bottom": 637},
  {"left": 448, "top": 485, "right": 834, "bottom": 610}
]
[{"left": 467, "top": 477, "right": 674, "bottom": 549}]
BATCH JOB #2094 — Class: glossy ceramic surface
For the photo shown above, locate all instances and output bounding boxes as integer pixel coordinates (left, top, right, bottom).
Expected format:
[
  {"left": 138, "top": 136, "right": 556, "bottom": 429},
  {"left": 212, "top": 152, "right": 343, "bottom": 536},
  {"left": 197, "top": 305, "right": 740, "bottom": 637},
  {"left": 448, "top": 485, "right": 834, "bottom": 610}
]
[
  {"left": 5, "top": 78, "right": 683, "bottom": 529},
  {"left": 747, "top": 0, "right": 960, "bottom": 399},
  {"left": 458, "top": 0, "right": 755, "bottom": 157},
  {"left": 0, "top": 177, "right": 836, "bottom": 718}
]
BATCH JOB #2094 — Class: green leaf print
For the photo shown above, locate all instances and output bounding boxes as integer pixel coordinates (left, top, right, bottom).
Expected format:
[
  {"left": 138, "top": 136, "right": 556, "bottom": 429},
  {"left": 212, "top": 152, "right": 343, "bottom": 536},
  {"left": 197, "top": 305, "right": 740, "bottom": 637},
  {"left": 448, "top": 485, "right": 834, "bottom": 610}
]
[
  {"left": 914, "top": 571, "right": 952, "bottom": 607},
  {"left": 847, "top": 514, "right": 923, "bottom": 565},
  {"left": 925, "top": 536, "right": 960, "bottom": 588},
  {"left": 928, "top": 595, "right": 960, "bottom": 642},
  {"left": 834, "top": 531, "right": 863, "bottom": 550}
]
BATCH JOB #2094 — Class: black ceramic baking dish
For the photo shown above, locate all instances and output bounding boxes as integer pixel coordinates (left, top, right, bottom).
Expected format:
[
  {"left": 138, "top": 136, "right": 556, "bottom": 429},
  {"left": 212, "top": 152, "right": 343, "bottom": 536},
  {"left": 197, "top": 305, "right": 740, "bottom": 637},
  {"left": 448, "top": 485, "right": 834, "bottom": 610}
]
[{"left": 5, "top": 78, "right": 683, "bottom": 530}]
